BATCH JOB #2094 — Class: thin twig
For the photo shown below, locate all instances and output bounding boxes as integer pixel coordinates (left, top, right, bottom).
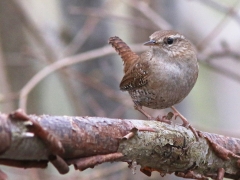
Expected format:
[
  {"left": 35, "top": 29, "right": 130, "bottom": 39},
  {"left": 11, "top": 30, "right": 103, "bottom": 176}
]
[
  {"left": 63, "top": 1, "right": 111, "bottom": 55},
  {"left": 63, "top": 17, "right": 101, "bottom": 56},
  {"left": 71, "top": 72, "right": 128, "bottom": 104},
  {"left": 196, "top": 1, "right": 240, "bottom": 51},
  {"left": 201, "top": 61, "right": 240, "bottom": 83},
  {"left": 199, "top": 46, "right": 240, "bottom": 83},
  {"left": 19, "top": 43, "right": 146, "bottom": 110},
  {"left": 9, "top": 0, "right": 57, "bottom": 62},
  {"left": 69, "top": 5, "right": 155, "bottom": 31},
  {"left": 123, "top": 0, "right": 172, "bottom": 30},
  {"left": 10, "top": 0, "right": 86, "bottom": 114},
  {"left": 200, "top": 0, "right": 240, "bottom": 24},
  {"left": 87, "top": 95, "right": 106, "bottom": 117}
]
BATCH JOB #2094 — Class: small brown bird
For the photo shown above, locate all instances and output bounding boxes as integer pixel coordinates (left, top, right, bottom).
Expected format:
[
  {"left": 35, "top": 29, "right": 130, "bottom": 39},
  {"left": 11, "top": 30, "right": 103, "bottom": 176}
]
[{"left": 109, "top": 30, "right": 199, "bottom": 137}]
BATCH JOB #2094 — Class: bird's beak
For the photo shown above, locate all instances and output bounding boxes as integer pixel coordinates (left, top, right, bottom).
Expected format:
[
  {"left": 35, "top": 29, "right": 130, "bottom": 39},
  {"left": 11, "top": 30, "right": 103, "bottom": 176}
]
[{"left": 143, "top": 40, "right": 156, "bottom": 46}]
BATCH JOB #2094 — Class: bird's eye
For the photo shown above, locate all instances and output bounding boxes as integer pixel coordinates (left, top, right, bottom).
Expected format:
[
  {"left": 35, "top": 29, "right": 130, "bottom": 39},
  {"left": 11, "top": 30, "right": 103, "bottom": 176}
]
[{"left": 165, "top": 37, "right": 174, "bottom": 45}]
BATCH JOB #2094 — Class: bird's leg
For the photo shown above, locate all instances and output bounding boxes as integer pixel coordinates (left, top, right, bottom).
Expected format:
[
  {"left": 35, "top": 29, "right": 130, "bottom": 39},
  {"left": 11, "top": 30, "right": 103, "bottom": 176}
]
[
  {"left": 171, "top": 106, "right": 199, "bottom": 141},
  {"left": 134, "top": 103, "right": 154, "bottom": 120},
  {"left": 156, "top": 112, "right": 174, "bottom": 124},
  {"left": 171, "top": 106, "right": 189, "bottom": 126}
]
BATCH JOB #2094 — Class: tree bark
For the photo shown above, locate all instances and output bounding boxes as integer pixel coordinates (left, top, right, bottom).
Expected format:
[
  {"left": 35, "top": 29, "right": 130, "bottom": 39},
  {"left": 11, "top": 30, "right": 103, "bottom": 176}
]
[{"left": 0, "top": 110, "right": 239, "bottom": 179}]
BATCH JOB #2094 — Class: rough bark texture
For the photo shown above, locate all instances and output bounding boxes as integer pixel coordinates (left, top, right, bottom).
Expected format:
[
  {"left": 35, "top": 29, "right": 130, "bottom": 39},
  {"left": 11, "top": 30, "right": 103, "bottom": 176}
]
[{"left": 0, "top": 110, "right": 239, "bottom": 179}]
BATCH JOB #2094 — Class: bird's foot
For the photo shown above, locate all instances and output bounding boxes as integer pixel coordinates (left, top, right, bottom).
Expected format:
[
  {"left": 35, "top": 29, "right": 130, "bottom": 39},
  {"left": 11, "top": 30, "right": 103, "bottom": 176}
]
[
  {"left": 134, "top": 104, "right": 154, "bottom": 120},
  {"left": 171, "top": 106, "right": 199, "bottom": 141},
  {"left": 156, "top": 112, "right": 174, "bottom": 124}
]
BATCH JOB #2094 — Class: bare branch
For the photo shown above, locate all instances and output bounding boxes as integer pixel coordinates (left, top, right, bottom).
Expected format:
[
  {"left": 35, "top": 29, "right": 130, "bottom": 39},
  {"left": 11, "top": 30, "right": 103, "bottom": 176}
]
[
  {"left": 18, "top": 43, "right": 146, "bottom": 111},
  {"left": 69, "top": 5, "right": 156, "bottom": 31},
  {"left": 63, "top": 1, "right": 112, "bottom": 56},
  {"left": 199, "top": 47, "right": 240, "bottom": 83},
  {"left": 0, "top": 110, "right": 240, "bottom": 179},
  {"left": 200, "top": 0, "right": 240, "bottom": 24},
  {"left": 123, "top": 0, "right": 172, "bottom": 30},
  {"left": 196, "top": 1, "right": 240, "bottom": 51}
]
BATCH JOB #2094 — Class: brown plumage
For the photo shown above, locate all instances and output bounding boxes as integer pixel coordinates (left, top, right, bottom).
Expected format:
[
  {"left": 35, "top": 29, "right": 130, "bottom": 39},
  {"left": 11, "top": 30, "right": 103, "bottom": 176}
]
[
  {"left": 109, "top": 30, "right": 198, "bottom": 110},
  {"left": 109, "top": 30, "right": 199, "bottom": 139},
  {"left": 108, "top": 36, "right": 139, "bottom": 73}
]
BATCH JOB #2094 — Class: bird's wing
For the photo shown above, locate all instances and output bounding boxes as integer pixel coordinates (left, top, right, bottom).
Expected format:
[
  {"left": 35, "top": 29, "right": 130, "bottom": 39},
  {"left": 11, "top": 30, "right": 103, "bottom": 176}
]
[{"left": 120, "top": 60, "right": 150, "bottom": 91}]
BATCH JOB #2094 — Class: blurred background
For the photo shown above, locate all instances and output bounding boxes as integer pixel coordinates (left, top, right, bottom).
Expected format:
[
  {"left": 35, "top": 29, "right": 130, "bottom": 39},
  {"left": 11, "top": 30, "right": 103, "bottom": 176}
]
[{"left": 0, "top": 0, "right": 240, "bottom": 179}]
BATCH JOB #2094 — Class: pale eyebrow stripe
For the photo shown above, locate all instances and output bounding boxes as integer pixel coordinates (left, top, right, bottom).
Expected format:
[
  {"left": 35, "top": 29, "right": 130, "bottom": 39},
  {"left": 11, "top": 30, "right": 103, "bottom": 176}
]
[{"left": 168, "top": 34, "right": 185, "bottom": 39}]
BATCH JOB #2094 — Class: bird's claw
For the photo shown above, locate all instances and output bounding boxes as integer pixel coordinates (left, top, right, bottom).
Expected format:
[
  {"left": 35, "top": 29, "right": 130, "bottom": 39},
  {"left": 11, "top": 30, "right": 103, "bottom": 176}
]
[{"left": 155, "top": 112, "right": 174, "bottom": 124}]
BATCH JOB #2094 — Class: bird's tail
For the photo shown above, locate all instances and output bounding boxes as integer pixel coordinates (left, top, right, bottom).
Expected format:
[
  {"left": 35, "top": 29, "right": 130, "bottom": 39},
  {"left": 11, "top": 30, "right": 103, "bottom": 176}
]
[{"left": 109, "top": 36, "right": 139, "bottom": 73}]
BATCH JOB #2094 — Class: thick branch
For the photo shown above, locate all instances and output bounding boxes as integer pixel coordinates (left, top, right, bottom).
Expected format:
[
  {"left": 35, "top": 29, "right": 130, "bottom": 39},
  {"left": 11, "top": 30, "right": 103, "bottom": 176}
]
[{"left": 0, "top": 110, "right": 239, "bottom": 179}]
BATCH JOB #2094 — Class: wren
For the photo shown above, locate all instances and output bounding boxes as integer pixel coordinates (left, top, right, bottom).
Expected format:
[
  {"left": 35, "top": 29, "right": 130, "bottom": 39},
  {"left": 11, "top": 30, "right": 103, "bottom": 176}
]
[{"left": 109, "top": 30, "right": 199, "bottom": 138}]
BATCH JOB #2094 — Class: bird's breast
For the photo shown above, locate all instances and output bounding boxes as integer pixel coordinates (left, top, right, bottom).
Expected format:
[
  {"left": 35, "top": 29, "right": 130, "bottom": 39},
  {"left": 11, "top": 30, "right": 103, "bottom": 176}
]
[{"left": 129, "top": 58, "right": 198, "bottom": 109}]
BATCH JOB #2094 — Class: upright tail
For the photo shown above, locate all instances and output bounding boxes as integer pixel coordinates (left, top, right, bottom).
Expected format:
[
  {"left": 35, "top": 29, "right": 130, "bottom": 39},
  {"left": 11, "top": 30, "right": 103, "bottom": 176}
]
[{"left": 109, "top": 36, "right": 139, "bottom": 73}]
